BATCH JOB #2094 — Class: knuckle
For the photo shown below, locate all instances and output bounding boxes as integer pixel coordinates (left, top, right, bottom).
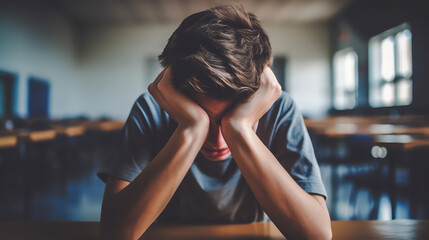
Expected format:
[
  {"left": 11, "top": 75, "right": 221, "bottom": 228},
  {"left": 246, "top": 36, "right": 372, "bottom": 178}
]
[
  {"left": 157, "top": 80, "right": 167, "bottom": 92},
  {"left": 149, "top": 83, "right": 158, "bottom": 92},
  {"left": 273, "top": 84, "right": 282, "bottom": 97},
  {"left": 200, "top": 112, "right": 210, "bottom": 125}
]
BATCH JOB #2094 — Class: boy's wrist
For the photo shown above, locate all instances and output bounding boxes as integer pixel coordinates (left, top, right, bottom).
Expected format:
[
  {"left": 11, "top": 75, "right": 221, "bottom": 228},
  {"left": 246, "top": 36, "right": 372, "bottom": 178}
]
[
  {"left": 177, "top": 120, "right": 209, "bottom": 140},
  {"left": 222, "top": 118, "right": 253, "bottom": 132},
  {"left": 222, "top": 120, "right": 253, "bottom": 139}
]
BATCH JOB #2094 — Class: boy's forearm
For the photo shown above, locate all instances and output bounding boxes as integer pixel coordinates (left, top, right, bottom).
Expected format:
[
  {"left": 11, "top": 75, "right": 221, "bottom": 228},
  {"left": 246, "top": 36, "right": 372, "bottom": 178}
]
[
  {"left": 101, "top": 124, "right": 208, "bottom": 240},
  {"left": 222, "top": 123, "right": 332, "bottom": 240}
]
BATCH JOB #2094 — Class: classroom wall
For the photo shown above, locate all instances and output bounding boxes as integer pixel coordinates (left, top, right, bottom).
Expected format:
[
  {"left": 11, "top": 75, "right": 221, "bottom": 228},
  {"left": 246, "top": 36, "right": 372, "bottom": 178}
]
[
  {"left": 78, "top": 24, "right": 175, "bottom": 120},
  {"left": 0, "top": 2, "right": 80, "bottom": 119},
  {"left": 79, "top": 23, "right": 331, "bottom": 119},
  {"left": 266, "top": 25, "right": 330, "bottom": 117}
]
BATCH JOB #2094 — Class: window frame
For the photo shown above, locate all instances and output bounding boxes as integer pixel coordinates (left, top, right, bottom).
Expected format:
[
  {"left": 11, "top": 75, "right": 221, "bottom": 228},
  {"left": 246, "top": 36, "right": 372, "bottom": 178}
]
[
  {"left": 369, "top": 23, "right": 413, "bottom": 108},
  {"left": 333, "top": 48, "right": 359, "bottom": 110}
]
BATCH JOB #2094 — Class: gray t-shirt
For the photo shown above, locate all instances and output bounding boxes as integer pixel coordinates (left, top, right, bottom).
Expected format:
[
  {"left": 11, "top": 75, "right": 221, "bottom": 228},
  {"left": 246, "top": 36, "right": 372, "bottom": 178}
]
[{"left": 98, "top": 92, "right": 327, "bottom": 224}]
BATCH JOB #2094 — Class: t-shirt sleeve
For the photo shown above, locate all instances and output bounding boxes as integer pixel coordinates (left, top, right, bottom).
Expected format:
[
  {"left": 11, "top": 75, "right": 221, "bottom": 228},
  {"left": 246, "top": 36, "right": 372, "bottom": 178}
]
[
  {"left": 98, "top": 93, "right": 172, "bottom": 183},
  {"left": 269, "top": 93, "right": 327, "bottom": 199}
]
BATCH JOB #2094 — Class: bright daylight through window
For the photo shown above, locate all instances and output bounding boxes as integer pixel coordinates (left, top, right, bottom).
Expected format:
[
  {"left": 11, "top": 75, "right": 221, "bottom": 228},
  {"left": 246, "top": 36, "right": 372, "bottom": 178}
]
[
  {"left": 369, "top": 23, "right": 412, "bottom": 107},
  {"left": 333, "top": 48, "right": 358, "bottom": 110}
]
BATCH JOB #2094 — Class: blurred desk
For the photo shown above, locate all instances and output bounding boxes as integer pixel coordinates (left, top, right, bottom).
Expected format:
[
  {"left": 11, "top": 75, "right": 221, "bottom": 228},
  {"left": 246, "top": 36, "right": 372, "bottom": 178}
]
[
  {"left": 305, "top": 116, "right": 429, "bottom": 220},
  {"left": 0, "top": 129, "right": 57, "bottom": 148},
  {"left": 0, "top": 120, "right": 125, "bottom": 221},
  {"left": 305, "top": 116, "right": 429, "bottom": 138},
  {"left": 317, "top": 123, "right": 427, "bottom": 138},
  {"left": 0, "top": 119, "right": 125, "bottom": 143},
  {"left": 373, "top": 134, "right": 429, "bottom": 219},
  {"left": 374, "top": 134, "right": 429, "bottom": 151},
  {"left": 0, "top": 135, "right": 17, "bottom": 148},
  {"left": 8, "top": 129, "right": 58, "bottom": 143},
  {"left": 54, "top": 125, "right": 86, "bottom": 137},
  {"left": 0, "top": 220, "right": 428, "bottom": 240},
  {"left": 333, "top": 220, "right": 429, "bottom": 240},
  {"left": 84, "top": 120, "right": 124, "bottom": 132}
]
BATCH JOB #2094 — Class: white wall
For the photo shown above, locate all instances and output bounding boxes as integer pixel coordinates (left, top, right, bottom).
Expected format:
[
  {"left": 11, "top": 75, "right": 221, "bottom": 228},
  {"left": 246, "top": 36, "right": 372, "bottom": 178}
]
[
  {"left": 78, "top": 24, "right": 176, "bottom": 119},
  {"left": 266, "top": 25, "right": 331, "bottom": 117},
  {"left": 0, "top": 2, "right": 80, "bottom": 119},
  {"left": 79, "top": 23, "right": 331, "bottom": 119}
]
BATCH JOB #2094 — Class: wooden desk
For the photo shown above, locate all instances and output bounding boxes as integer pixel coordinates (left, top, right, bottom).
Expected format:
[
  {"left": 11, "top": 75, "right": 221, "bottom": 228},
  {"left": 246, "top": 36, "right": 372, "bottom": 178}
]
[
  {"left": 54, "top": 125, "right": 86, "bottom": 137},
  {"left": 0, "top": 220, "right": 428, "bottom": 240},
  {"left": 12, "top": 129, "right": 57, "bottom": 143},
  {"left": 374, "top": 134, "right": 429, "bottom": 151},
  {"left": 373, "top": 134, "right": 429, "bottom": 219},
  {"left": 320, "top": 123, "right": 427, "bottom": 138},
  {"left": 305, "top": 116, "right": 429, "bottom": 137},
  {"left": 0, "top": 128, "right": 57, "bottom": 148},
  {"left": 305, "top": 117, "right": 429, "bottom": 219},
  {"left": 0, "top": 135, "right": 17, "bottom": 148},
  {"left": 84, "top": 120, "right": 124, "bottom": 132}
]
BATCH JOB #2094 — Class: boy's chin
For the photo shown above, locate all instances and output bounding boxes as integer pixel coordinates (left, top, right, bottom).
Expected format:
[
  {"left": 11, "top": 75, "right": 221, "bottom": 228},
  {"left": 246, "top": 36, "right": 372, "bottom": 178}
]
[{"left": 201, "top": 151, "right": 231, "bottom": 161}]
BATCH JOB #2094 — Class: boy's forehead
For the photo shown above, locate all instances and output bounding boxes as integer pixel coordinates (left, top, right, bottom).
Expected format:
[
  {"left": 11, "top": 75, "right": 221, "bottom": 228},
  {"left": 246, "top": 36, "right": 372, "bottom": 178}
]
[{"left": 193, "top": 94, "right": 233, "bottom": 115}]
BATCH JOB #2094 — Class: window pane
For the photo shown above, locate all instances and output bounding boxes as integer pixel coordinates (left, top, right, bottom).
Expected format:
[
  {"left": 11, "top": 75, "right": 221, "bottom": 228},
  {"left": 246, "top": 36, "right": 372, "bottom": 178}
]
[
  {"left": 369, "top": 24, "right": 413, "bottom": 108},
  {"left": 381, "top": 36, "right": 395, "bottom": 81},
  {"left": 397, "top": 29, "right": 412, "bottom": 78},
  {"left": 381, "top": 83, "right": 395, "bottom": 106},
  {"left": 397, "top": 79, "right": 412, "bottom": 105},
  {"left": 344, "top": 51, "right": 357, "bottom": 91},
  {"left": 334, "top": 49, "right": 357, "bottom": 110}
]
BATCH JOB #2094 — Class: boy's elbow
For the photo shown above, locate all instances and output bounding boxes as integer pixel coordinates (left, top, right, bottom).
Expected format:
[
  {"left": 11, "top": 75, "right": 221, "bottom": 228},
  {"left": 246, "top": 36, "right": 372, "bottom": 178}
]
[
  {"left": 311, "top": 223, "right": 332, "bottom": 240},
  {"left": 319, "top": 226, "right": 332, "bottom": 240},
  {"left": 310, "top": 219, "right": 332, "bottom": 240}
]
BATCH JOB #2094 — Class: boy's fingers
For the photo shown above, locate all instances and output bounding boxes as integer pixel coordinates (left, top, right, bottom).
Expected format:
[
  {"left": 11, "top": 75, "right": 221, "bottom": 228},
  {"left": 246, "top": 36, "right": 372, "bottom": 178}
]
[
  {"left": 150, "top": 84, "right": 169, "bottom": 112},
  {"left": 152, "top": 68, "right": 167, "bottom": 88}
]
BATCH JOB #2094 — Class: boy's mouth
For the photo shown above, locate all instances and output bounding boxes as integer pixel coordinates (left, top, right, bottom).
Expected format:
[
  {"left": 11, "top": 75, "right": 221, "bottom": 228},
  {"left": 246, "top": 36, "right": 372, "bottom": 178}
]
[{"left": 201, "top": 147, "right": 231, "bottom": 158}]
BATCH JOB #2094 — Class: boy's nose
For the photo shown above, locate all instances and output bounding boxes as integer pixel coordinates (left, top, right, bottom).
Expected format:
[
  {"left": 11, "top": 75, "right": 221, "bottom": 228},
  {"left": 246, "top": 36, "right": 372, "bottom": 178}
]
[{"left": 206, "top": 125, "right": 226, "bottom": 148}]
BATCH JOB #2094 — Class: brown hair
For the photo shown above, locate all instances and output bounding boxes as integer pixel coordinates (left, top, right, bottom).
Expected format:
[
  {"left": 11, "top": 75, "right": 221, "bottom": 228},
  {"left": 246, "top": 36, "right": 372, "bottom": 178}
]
[{"left": 158, "top": 5, "right": 272, "bottom": 101}]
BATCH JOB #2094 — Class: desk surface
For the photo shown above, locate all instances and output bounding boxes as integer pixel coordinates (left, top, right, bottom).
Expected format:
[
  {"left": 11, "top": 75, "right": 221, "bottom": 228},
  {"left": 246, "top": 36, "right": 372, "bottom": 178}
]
[
  {"left": 374, "top": 134, "right": 429, "bottom": 150},
  {"left": 305, "top": 116, "right": 429, "bottom": 138},
  {"left": 0, "top": 135, "right": 17, "bottom": 148},
  {"left": 0, "top": 220, "right": 428, "bottom": 240}
]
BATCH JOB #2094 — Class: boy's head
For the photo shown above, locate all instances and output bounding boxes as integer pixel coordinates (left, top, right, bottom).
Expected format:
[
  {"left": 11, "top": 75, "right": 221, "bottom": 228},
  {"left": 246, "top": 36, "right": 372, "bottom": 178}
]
[{"left": 159, "top": 5, "right": 272, "bottom": 101}]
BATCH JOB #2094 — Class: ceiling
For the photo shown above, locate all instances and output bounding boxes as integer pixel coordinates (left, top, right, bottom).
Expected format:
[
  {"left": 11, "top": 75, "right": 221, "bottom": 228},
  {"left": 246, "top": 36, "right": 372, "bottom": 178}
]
[{"left": 47, "top": 0, "right": 353, "bottom": 26}]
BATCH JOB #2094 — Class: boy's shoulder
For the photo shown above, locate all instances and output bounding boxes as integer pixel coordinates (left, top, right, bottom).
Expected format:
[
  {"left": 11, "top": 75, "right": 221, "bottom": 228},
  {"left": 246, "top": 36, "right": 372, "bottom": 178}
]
[{"left": 265, "top": 91, "right": 299, "bottom": 119}]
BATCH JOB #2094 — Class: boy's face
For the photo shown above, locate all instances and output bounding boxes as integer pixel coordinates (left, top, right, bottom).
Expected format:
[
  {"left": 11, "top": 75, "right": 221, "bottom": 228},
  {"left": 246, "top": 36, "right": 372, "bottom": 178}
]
[{"left": 193, "top": 95, "right": 233, "bottom": 161}]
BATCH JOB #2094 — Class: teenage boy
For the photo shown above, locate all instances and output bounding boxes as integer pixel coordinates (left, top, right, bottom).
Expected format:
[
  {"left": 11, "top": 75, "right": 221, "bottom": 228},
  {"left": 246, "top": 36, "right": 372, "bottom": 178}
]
[{"left": 99, "top": 5, "right": 331, "bottom": 240}]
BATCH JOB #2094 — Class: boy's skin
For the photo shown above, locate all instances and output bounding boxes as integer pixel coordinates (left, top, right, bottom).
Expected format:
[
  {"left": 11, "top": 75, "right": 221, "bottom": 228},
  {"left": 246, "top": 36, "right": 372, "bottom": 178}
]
[{"left": 100, "top": 67, "right": 332, "bottom": 240}]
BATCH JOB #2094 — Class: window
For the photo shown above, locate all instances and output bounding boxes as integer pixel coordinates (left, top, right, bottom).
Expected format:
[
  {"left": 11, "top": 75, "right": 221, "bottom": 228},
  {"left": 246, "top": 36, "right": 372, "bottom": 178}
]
[
  {"left": 369, "top": 23, "right": 412, "bottom": 107},
  {"left": 333, "top": 48, "right": 358, "bottom": 110}
]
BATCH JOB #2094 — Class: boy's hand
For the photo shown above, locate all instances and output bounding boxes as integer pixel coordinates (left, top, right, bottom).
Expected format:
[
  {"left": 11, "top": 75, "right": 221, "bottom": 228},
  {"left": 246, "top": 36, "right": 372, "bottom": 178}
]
[
  {"left": 148, "top": 67, "right": 209, "bottom": 129},
  {"left": 221, "top": 67, "right": 282, "bottom": 131}
]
